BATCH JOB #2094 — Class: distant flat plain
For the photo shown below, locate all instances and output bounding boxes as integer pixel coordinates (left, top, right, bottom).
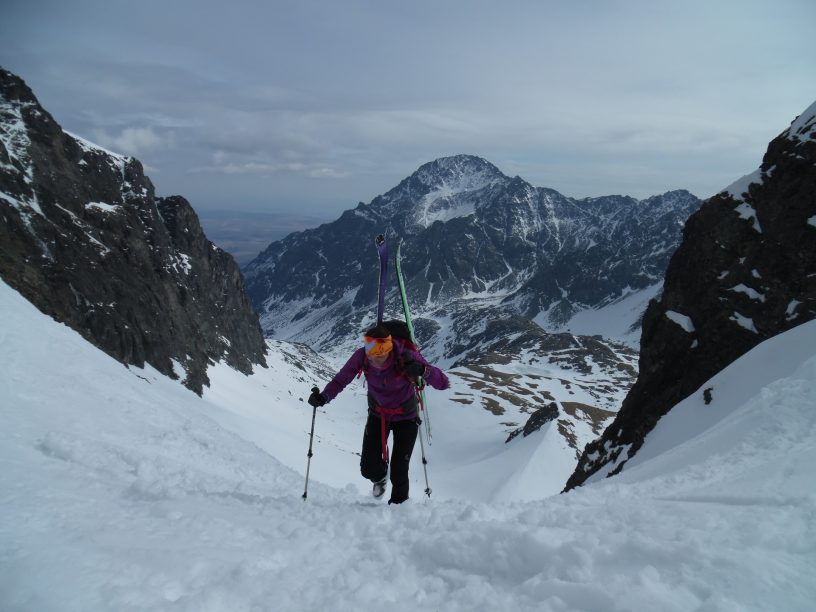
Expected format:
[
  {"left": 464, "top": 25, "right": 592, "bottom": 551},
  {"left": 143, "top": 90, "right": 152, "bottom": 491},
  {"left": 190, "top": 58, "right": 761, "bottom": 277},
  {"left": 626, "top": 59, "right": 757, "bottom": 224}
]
[{"left": 199, "top": 210, "right": 328, "bottom": 266}]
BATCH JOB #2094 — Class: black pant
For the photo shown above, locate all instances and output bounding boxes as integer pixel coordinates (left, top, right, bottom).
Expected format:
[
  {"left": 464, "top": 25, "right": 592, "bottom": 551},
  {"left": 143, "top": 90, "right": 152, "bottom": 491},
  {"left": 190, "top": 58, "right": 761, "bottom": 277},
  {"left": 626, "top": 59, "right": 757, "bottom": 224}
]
[{"left": 360, "top": 414, "right": 418, "bottom": 504}]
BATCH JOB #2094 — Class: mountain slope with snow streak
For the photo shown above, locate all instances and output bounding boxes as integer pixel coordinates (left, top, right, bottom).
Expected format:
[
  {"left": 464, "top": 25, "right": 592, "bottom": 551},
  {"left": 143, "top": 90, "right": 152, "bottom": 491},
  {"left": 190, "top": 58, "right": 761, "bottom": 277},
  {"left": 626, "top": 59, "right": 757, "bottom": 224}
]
[{"left": 2, "top": 279, "right": 815, "bottom": 611}]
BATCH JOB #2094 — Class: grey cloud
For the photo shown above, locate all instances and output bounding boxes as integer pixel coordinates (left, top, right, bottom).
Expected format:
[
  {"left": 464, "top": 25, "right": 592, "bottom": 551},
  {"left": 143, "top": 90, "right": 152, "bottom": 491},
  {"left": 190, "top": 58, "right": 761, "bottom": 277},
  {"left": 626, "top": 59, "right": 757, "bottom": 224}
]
[
  {"left": 92, "top": 127, "right": 176, "bottom": 156},
  {"left": 2, "top": 0, "right": 814, "bottom": 214}
]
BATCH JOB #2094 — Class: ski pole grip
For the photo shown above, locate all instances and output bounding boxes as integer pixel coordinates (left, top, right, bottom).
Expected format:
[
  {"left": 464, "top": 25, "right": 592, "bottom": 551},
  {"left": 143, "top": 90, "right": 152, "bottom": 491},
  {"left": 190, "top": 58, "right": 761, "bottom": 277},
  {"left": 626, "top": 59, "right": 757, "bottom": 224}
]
[{"left": 311, "top": 386, "right": 320, "bottom": 394}]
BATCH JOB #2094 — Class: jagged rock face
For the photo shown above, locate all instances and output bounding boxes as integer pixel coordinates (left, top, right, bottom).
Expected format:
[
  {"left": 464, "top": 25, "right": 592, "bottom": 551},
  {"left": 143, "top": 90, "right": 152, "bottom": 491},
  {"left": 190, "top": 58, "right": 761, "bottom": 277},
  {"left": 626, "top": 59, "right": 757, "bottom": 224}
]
[
  {"left": 565, "top": 101, "right": 816, "bottom": 490},
  {"left": 0, "top": 68, "right": 267, "bottom": 393},
  {"left": 244, "top": 154, "right": 701, "bottom": 356}
]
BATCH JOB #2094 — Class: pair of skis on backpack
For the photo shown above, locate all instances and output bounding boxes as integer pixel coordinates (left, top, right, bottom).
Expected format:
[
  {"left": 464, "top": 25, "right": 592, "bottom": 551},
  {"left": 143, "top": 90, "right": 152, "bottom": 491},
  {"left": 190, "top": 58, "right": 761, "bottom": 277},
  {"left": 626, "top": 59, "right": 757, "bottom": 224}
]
[{"left": 374, "top": 234, "right": 431, "bottom": 445}]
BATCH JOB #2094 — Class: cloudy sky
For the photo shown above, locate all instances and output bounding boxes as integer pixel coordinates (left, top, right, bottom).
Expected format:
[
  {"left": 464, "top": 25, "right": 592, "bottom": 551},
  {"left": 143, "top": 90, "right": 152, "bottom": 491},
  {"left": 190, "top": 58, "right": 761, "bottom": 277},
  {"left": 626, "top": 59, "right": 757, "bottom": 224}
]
[{"left": 2, "top": 0, "right": 814, "bottom": 221}]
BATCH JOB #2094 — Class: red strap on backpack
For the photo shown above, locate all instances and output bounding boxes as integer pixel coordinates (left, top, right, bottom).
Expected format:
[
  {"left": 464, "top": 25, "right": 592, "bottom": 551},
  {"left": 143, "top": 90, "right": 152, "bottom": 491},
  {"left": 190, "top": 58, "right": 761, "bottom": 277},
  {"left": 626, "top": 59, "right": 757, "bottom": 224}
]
[{"left": 374, "top": 405, "right": 404, "bottom": 464}]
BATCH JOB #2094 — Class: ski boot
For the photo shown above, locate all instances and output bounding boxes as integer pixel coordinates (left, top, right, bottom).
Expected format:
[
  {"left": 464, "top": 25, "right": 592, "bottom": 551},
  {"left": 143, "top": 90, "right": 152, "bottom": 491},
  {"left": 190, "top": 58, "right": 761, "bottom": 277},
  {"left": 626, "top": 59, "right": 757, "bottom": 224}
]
[{"left": 372, "top": 476, "right": 387, "bottom": 499}]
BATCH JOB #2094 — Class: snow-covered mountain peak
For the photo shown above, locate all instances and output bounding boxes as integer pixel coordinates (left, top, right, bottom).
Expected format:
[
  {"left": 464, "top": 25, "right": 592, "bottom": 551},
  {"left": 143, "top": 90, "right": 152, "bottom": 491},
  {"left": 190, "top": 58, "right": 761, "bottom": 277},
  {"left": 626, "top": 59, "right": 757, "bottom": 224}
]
[
  {"left": 244, "top": 154, "right": 701, "bottom": 358},
  {"left": 639, "top": 189, "right": 697, "bottom": 212},
  {"left": 413, "top": 154, "right": 506, "bottom": 189},
  {"left": 376, "top": 154, "right": 509, "bottom": 228},
  {"left": 783, "top": 99, "right": 816, "bottom": 143}
]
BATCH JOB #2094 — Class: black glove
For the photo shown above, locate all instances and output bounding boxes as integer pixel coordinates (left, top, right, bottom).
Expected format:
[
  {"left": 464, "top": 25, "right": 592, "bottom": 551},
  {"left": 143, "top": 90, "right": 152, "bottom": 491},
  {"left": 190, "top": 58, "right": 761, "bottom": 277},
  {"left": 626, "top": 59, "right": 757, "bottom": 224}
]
[
  {"left": 403, "top": 360, "right": 426, "bottom": 378},
  {"left": 308, "top": 388, "right": 327, "bottom": 407}
]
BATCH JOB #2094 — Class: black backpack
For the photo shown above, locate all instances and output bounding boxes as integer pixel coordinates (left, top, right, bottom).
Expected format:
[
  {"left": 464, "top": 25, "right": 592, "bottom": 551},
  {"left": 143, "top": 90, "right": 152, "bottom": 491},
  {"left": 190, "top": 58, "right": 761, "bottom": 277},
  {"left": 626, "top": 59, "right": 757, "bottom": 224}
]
[{"left": 380, "top": 319, "right": 418, "bottom": 352}]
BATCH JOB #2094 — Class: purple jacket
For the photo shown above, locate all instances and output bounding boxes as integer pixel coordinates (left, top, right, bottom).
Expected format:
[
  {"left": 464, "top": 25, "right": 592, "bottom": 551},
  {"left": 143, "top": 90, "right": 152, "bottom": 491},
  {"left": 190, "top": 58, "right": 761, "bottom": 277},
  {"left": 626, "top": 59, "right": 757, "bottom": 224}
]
[{"left": 322, "top": 340, "right": 449, "bottom": 418}]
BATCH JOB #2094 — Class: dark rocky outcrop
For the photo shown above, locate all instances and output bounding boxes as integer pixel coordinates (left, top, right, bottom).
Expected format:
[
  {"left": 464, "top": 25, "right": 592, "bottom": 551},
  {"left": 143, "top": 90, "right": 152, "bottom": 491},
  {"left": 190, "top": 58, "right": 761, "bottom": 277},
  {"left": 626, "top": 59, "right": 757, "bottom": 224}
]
[
  {"left": 565, "top": 101, "right": 816, "bottom": 491},
  {"left": 0, "top": 67, "right": 267, "bottom": 393},
  {"left": 506, "top": 402, "right": 559, "bottom": 443}
]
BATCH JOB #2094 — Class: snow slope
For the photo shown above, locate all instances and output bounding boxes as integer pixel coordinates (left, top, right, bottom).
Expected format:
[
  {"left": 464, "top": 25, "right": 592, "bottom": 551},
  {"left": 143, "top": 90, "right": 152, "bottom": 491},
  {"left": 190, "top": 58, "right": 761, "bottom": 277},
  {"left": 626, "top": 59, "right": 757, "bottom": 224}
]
[
  {"left": 2, "top": 280, "right": 815, "bottom": 611},
  {"left": 200, "top": 333, "right": 629, "bottom": 505},
  {"left": 545, "top": 283, "right": 662, "bottom": 347},
  {"left": 203, "top": 342, "right": 591, "bottom": 504}
]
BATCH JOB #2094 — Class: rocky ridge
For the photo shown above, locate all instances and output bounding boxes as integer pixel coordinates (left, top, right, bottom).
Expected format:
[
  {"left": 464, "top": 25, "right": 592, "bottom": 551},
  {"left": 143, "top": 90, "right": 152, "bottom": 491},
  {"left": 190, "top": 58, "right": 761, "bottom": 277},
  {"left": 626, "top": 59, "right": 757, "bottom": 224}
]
[
  {"left": 0, "top": 67, "right": 267, "bottom": 393},
  {"left": 565, "top": 100, "right": 816, "bottom": 490}
]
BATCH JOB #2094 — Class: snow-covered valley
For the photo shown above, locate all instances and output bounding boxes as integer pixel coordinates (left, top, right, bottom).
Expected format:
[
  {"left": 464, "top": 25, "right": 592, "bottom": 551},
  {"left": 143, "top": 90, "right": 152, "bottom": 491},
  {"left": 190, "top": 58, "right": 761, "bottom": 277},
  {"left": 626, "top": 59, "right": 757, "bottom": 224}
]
[{"left": 2, "top": 279, "right": 814, "bottom": 611}]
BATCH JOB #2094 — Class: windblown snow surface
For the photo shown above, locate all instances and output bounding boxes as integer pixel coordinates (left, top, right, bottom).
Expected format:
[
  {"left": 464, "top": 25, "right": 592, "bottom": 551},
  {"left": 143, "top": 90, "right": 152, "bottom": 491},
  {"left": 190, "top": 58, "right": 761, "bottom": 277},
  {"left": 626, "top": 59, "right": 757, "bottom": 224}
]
[{"left": 1, "top": 279, "right": 815, "bottom": 611}]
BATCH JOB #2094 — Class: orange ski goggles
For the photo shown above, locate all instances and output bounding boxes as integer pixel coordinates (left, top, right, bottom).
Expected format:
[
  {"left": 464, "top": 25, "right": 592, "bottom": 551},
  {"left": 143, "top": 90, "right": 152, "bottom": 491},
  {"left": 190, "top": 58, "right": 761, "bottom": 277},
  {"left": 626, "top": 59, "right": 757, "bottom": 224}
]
[{"left": 364, "top": 335, "right": 393, "bottom": 357}]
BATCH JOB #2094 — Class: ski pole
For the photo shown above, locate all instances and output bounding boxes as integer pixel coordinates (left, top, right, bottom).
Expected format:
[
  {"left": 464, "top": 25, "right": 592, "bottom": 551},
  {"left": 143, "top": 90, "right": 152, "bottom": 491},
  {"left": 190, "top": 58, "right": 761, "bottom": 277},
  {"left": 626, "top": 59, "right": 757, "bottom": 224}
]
[
  {"left": 418, "top": 386, "right": 432, "bottom": 443},
  {"left": 302, "top": 386, "right": 319, "bottom": 501},
  {"left": 417, "top": 421, "right": 432, "bottom": 498}
]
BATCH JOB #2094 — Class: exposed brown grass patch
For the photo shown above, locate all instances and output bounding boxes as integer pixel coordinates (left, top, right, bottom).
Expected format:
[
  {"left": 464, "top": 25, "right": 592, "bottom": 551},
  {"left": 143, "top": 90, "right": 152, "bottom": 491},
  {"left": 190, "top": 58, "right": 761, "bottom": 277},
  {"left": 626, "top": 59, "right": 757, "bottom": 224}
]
[
  {"left": 456, "top": 368, "right": 557, "bottom": 414},
  {"left": 561, "top": 401, "right": 616, "bottom": 434},
  {"left": 482, "top": 397, "right": 504, "bottom": 415}
]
